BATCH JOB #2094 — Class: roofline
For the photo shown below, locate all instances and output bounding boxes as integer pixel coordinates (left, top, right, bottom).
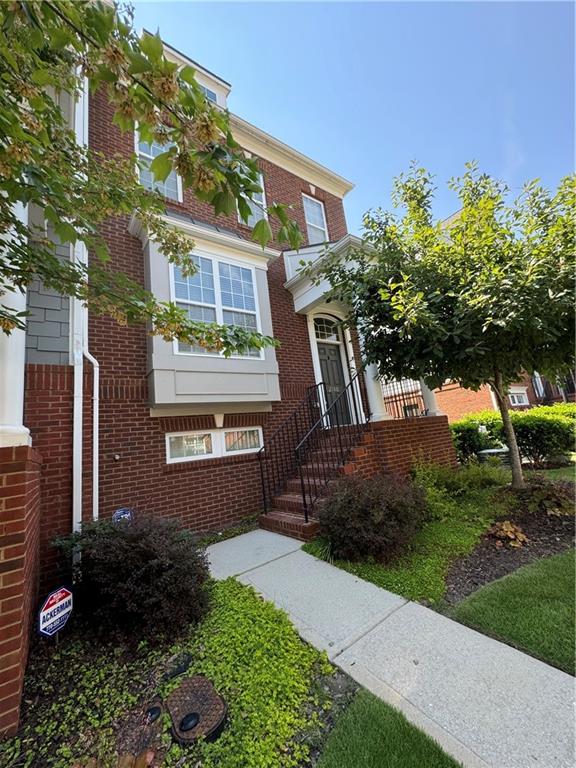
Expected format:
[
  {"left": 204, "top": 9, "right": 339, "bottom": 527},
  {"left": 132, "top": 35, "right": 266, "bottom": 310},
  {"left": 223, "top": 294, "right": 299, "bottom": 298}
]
[
  {"left": 142, "top": 29, "right": 232, "bottom": 91},
  {"left": 230, "top": 114, "right": 355, "bottom": 199}
]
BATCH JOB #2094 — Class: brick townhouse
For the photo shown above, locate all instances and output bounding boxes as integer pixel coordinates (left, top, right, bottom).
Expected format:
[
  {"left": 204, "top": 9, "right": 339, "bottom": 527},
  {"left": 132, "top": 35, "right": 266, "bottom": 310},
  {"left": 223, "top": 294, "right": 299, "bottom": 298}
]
[{"left": 0, "top": 38, "right": 456, "bottom": 735}]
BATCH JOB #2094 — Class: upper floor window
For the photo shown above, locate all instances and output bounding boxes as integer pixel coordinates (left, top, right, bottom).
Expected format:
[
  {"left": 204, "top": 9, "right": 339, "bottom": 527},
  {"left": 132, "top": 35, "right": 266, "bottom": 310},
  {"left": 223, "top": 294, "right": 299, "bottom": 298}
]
[
  {"left": 173, "top": 255, "right": 261, "bottom": 358},
  {"left": 137, "top": 136, "right": 181, "bottom": 201},
  {"left": 199, "top": 84, "right": 217, "bottom": 104},
  {"left": 240, "top": 173, "right": 267, "bottom": 229},
  {"left": 302, "top": 194, "right": 328, "bottom": 245}
]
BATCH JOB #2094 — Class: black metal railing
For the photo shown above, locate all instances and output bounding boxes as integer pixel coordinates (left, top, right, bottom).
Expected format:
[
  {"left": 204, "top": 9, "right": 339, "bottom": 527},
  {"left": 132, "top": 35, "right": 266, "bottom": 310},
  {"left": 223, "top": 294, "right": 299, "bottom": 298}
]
[
  {"left": 381, "top": 378, "right": 427, "bottom": 420},
  {"left": 295, "top": 372, "right": 368, "bottom": 519},
  {"left": 258, "top": 383, "right": 324, "bottom": 513}
]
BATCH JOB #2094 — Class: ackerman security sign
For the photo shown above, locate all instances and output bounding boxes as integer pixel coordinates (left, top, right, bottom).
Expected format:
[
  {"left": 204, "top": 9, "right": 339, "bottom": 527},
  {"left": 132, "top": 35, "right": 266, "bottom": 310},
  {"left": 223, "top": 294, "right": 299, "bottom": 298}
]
[{"left": 39, "top": 587, "right": 73, "bottom": 638}]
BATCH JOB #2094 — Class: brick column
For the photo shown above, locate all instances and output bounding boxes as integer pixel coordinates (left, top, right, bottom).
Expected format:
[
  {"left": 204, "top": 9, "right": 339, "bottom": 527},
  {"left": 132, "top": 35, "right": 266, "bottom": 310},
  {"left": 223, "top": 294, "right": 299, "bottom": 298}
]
[{"left": 0, "top": 446, "right": 41, "bottom": 738}]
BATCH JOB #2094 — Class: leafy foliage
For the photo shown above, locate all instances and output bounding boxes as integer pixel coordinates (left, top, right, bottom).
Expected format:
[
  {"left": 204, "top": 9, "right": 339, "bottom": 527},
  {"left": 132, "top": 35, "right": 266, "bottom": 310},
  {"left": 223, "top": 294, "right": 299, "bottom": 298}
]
[
  {"left": 501, "top": 474, "right": 574, "bottom": 518},
  {"left": 306, "top": 463, "right": 507, "bottom": 603},
  {"left": 452, "top": 409, "right": 574, "bottom": 466},
  {"left": 310, "top": 162, "right": 575, "bottom": 486},
  {"left": 0, "top": 580, "right": 334, "bottom": 768},
  {"left": 487, "top": 520, "right": 528, "bottom": 548},
  {"left": 1, "top": 1, "right": 302, "bottom": 353},
  {"left": 56, "top": 515, "right": 210, "bottom": 638},
  {"left": 319, "top": 473, "right": 425, "bottom": 561},
  {"left": 450, "top": 421, "right": 499, "bottom": 463}
]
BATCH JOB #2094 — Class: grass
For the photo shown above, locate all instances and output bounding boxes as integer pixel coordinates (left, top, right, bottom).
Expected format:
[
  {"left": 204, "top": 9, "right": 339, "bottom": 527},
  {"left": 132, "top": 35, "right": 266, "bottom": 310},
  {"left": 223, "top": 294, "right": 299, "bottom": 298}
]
[
  {"left": 304, "top": 484, "right": 499, "bottom": 604},
  {"left": 317, "top": 690, "right": 462, "bottom": 768},
  {"left": 449, "top": 549, "right": 575, "bottom": 674},
  {"left": 0, "top": 579, "right": 333, "bottom": 768}
]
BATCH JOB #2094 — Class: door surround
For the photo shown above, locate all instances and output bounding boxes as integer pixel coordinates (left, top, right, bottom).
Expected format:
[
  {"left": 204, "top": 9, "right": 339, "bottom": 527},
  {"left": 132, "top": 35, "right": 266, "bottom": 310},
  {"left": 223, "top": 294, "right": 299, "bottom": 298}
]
[{"left": 306, "top": 310, "right": 365, "bottom": 423}]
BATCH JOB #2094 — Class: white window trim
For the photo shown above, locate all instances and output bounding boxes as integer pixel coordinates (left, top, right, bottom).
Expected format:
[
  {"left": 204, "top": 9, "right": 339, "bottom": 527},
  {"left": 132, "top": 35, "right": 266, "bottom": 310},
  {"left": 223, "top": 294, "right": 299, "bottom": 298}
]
[
  {"left": 238, "top": 172, "right": 267, "bottom": 228},
  {"left": 134, "top": 128, "right": 183, "bottom": 203},
  {"left": 302, "top": 192, "right": 328, "bottom": 245},
  {"left": 170, "top": 251, "right": 264, "bottom": 361},
  {"left": 508, "top": 388, "right": 529, "bottom": 406},
  {"left": 166, "top": 426, "right": 263, "bottom": 464},
  {"left": 199, "top": 84, "right": 218, "bottom": 103}
]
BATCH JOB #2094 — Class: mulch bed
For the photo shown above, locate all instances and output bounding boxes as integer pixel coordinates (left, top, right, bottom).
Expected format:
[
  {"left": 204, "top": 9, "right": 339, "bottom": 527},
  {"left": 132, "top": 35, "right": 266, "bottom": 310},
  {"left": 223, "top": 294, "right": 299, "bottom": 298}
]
[{"left": 443, "top": 511, "right": 575, "bottom": 606}]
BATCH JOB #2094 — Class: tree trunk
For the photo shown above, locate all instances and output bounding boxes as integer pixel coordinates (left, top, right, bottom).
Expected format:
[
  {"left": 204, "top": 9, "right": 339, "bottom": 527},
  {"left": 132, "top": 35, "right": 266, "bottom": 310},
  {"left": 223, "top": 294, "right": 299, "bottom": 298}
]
[{"left": 491, "top": 370, "right": 525, "bottom": 488}]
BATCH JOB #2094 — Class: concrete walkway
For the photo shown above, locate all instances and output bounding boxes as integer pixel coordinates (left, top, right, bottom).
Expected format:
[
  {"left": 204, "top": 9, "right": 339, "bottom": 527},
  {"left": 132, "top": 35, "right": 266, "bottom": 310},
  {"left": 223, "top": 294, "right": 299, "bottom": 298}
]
[{"left": 207, "top": 530, "right": 575, "bottom": 768}]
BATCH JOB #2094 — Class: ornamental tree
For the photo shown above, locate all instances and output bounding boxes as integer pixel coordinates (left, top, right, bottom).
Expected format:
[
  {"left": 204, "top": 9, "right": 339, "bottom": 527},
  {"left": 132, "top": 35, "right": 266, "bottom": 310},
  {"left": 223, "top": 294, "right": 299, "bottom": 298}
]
[
  {"left": 312, "top": 163, "right": 575, "bottom": 487},
  {"left": 1, "top": 1, "right": 302, "bottom": 354}
]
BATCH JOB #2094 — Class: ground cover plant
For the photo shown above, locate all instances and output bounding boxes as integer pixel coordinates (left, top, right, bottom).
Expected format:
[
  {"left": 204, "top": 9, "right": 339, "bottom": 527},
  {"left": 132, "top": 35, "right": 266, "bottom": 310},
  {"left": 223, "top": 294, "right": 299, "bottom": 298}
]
[
  {"left": 305, "top": 464, "right": 506, "bottom": 603},
  {"left": 317, "top": 690, "right": 462, "bottom": 768},
  {"left": 0, "top": 580, "right": 336, "bottom": 768},
  {"left": 449, "top": 550, "right": 575, "bottom": 674}
]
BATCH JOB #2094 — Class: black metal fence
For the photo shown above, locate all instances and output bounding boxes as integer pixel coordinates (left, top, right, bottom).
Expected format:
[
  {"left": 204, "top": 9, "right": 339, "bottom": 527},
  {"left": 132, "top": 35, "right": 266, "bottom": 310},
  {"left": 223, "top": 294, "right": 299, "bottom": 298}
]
[{"left": 381, "top": 378, "right": 427, "bottom": 420}]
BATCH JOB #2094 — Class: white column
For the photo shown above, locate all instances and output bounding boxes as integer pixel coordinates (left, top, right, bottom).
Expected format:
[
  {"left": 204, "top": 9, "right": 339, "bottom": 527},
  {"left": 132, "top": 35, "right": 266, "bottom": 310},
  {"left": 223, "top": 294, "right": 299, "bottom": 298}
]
[
  {"left": 364, "top": 363, "right": 391, "bottom": 421},
  {"left": 0, "top": 201, "right": 31, "bottom": 447},
  {"left": 420, "top": 380, "right": 443, "bottom": 416}
]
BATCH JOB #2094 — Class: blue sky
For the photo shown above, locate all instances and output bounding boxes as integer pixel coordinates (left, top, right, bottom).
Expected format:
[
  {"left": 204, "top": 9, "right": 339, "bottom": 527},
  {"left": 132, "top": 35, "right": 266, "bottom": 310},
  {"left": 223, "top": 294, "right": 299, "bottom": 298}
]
[{"left": 133, "top": 1, "right": 574, "bottom": 234}]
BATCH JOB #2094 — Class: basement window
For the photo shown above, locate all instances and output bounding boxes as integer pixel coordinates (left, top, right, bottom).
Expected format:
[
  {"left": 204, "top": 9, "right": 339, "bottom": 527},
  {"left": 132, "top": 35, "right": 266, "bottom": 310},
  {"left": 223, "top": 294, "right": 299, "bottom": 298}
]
[{"left": 166, "top": 427, "right": 263, "bottom": 463}]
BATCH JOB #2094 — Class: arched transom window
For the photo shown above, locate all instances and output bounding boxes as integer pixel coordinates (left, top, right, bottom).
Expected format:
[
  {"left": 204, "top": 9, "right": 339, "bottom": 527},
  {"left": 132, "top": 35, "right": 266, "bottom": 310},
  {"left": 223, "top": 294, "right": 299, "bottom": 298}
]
[{"left": 314, "top": 317, "right": 341, "bottom": 343}]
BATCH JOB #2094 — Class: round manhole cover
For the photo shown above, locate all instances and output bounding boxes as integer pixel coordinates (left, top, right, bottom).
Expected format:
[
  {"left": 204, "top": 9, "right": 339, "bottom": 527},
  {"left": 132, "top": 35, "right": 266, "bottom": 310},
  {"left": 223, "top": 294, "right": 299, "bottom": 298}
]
[{"left": 166, "top": 676, "right": 227, "bottom": 745}]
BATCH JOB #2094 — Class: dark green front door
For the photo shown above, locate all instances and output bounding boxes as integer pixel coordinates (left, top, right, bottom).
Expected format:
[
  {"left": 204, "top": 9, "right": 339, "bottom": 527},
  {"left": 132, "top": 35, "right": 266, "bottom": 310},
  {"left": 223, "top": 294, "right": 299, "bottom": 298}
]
[{"left": 317, "top": 343, "right": 351, "bottom": 425}]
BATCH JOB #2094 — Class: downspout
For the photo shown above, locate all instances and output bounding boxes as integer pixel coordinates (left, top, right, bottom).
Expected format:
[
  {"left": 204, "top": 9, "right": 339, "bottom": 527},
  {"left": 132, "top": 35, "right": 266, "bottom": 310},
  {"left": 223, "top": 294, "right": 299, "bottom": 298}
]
[{"left": 72, "top": 75, "right": 99, "bottom": 531}]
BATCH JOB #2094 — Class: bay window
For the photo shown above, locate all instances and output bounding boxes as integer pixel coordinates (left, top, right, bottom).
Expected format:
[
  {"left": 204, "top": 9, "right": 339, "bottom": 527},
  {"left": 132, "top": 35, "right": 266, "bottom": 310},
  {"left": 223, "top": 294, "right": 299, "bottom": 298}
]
[{"left": 173, "top": 254, "right": 261, "bottom": 358}]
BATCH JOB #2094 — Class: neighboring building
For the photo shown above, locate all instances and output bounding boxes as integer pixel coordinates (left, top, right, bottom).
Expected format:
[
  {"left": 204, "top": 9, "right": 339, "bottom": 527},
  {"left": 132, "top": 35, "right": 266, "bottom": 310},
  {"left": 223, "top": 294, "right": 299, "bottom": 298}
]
[
  {"left": 411, "top": 373, "right": 575, "bottom": 423},
  {"left": 0, "top": 37, "right": 457, "bottom": 736}
]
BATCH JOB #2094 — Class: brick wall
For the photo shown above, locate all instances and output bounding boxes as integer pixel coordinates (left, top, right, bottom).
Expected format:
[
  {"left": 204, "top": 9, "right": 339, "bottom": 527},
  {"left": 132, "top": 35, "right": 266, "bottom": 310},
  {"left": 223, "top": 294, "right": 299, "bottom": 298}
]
[
  {"left": 435, "top": 383, "right": 495, "bottom": 423},
  {"left": 341, "top": 417, "right": 457, "bottom": 479},
  {"left": 24, "top": 366, "right": 74, "bottom": 590},
  {"left": 0, "top": 446, "right": 41, "bottom": 738},
  {"left": 78, "top": 88, "right": 348, "bottom": 535}
]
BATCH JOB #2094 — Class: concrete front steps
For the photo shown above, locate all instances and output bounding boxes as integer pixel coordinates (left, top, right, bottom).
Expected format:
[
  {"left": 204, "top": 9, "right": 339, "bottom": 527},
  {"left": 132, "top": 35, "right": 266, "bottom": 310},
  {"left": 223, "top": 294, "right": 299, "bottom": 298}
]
[{"left": 259, "top": 428, "right": 375, "bottom": 541}]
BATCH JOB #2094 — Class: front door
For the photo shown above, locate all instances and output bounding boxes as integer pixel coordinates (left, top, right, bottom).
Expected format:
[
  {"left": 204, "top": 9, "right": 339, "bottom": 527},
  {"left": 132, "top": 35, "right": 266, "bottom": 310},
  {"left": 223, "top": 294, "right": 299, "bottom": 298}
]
[{"left": 317, "top": 343, "right": 351, "bottom": 425}]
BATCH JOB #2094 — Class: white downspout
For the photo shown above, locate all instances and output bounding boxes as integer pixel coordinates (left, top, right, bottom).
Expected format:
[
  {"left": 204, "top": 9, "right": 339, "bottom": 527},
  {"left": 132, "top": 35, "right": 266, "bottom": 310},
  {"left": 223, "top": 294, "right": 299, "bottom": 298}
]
[{"left": 72, "top": 75, "right": 99, "bottom": 531}]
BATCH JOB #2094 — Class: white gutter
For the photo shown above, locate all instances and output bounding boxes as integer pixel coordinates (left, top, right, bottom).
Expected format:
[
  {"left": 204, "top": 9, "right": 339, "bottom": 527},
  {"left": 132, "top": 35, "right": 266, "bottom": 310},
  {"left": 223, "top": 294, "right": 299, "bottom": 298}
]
[{"left": 71, "top": 75, "right": 99, "bottom": 531}]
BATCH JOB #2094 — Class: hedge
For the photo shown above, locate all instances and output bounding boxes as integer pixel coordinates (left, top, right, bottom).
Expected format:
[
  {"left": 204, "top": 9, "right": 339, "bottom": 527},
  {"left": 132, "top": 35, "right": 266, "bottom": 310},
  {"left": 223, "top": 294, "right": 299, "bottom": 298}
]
[{"left": 451, "top": 406, "right": 575, "bottom": 466}]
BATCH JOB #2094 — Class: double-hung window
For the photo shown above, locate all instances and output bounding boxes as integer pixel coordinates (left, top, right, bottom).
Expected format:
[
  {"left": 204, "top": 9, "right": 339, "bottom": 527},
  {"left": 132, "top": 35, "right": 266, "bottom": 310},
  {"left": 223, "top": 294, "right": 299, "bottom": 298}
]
[
  {"left": 174, "top": 254, "right": 261, "bottom": 358},
  {"left": 199, "top": 84, "right": 218, "bottom": 104},
  {"left": 166, "top": 427, "right": 263, "bottom": 463},
  {"left": 302, "top": 194, "right": 328, "bottom": 245},
  {"left": 240, "top": 173, "right": 267, "bottom": 229},
  {"left": 137, "top": 136, "right": 181, "bottom": 201}
]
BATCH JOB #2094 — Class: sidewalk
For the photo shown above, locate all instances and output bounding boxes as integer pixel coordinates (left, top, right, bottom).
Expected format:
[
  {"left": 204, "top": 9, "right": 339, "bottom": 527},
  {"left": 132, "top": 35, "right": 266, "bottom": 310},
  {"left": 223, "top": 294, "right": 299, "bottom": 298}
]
[{"left": 207, "top": 530, "right": 575, "bottom": 768}]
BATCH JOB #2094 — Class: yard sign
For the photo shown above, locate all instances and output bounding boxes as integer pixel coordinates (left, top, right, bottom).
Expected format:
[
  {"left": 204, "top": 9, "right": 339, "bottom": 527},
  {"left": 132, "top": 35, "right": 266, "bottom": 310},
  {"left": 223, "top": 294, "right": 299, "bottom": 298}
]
[{"left": 39, "top": 587, "right": 73, "bottom": 637}]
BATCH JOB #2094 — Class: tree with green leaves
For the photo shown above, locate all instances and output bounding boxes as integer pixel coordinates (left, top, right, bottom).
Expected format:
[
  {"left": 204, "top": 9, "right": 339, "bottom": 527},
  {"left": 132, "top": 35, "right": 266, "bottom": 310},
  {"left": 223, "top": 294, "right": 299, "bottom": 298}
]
[
  {"left": 1, "top": 1, "right": 302, "bottom": 354},
  {"left": 311, "top": 163, "right": 575, "bottom": 487}
]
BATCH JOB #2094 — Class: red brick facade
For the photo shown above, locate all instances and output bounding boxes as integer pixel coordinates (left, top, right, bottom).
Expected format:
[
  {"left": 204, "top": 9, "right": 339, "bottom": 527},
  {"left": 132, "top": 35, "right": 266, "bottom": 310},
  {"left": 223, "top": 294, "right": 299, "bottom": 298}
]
[
  {"left": 435, "top": 383, "right": 496, "bottom": 423},
  {"left": 0, "top": 446, "right": 41, "bottom": 737}
]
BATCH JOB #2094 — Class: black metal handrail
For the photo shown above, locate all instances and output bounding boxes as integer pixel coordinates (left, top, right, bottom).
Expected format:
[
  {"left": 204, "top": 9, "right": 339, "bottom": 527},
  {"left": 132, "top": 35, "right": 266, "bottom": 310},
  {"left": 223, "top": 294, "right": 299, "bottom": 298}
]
[
  {"left": 295, "top": 371, "right": 368, "bottom": 518},
  {"left": 258, "top": 383, "right": 324, "bottom": 513}
]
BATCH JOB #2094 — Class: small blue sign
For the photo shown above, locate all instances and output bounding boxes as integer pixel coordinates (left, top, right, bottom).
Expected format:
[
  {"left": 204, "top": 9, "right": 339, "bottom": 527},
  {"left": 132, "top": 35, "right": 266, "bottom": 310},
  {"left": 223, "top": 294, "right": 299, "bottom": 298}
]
[{"left": 112, "top": 507, "right": 134, "bottom": 524}]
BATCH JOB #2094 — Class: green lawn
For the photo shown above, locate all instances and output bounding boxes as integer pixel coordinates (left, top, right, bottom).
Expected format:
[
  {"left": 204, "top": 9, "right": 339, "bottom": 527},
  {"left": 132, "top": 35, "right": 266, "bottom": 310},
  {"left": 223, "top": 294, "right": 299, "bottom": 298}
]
[
  {"left": 318, "top": 690, "right": 462, "bottom": 768},
  {"left": 450, "top": 549, "right": 575, "bottom": 674},
  {"left": 304, "top": 486, "right": 498, "bottom": 604}
]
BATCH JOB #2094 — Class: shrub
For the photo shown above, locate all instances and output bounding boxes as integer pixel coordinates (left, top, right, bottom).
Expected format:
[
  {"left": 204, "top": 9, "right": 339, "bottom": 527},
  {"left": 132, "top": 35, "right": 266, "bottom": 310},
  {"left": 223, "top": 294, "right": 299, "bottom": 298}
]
[
  {"left": 451, "top": 409, "right": 575, "bottom": 465},
  {"left": 450, "top": 421, "right": 498, "bottom": 463},
  {"left": 501, "top": 474, "right": 574, "bottom": 517},
  {"left": 56, "top": 515, "right": 210, "bottom": 638},
  {"left": 412, "top": 461, "right": 509, "bottom": 498},
  {"left": 511, "top": 413, "right": 574, "bottom": 466},
  {"left": 319, "top": 474, "right": 425, "bottom": 561},
  {"left": 530, "top": 402, "right": 576, "bottom": 421}
]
